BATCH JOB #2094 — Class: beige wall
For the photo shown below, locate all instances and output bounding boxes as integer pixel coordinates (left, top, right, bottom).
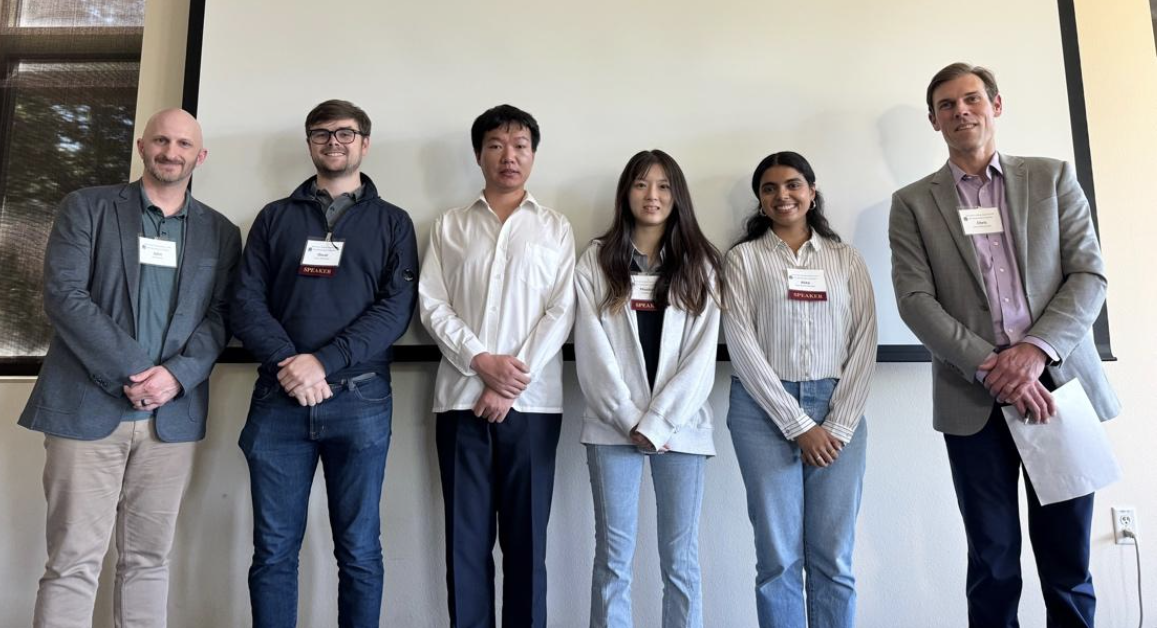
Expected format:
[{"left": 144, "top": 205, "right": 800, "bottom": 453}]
[{"left": 0, "top": 0, "right": 1153, "bottom": 626}]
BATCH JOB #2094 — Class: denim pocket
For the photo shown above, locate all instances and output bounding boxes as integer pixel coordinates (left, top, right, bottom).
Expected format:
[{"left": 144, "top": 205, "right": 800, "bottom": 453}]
[
  {"left": 252, "top": 382, "right": 278, "bottom": 403},
  {"left": 349, "top": 374, "right": 392, "bottom": 403}
]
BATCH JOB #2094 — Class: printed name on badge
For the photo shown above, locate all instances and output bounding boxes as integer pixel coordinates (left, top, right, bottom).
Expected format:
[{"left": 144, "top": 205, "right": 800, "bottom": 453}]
[
  {"left": 299, "top": 238, "right": 345, "bottom": 277},
  {"left": 958, "top": 206, "right": 1004, "bottom": 235},
  {"left": 630, "top": 274, "right": 658, "bottom": 311},
  {"left": 139, "top": 236, "right": 178, "bottom": 268},
  {"left": 787, "top": 268, "right": 827, "bottom": 301}
]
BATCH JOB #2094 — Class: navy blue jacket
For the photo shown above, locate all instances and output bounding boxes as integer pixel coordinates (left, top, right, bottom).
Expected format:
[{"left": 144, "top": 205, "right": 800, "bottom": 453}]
[{"left": 232, "top": 174, "right": 418, "bottom": 384}]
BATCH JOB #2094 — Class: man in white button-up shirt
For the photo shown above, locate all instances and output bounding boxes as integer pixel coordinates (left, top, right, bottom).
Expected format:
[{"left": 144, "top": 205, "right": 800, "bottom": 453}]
[{"left": 419, "top": 104, "right": 575, "bottom": 628}]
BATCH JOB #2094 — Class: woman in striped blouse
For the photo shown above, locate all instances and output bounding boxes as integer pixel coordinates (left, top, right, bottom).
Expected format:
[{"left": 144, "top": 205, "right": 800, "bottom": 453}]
[{"left": 723, "top": 151, "right": 877, "bottom": 628}]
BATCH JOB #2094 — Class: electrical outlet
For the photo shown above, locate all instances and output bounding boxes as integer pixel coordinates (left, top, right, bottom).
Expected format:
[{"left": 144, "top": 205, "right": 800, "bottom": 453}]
[{"left": 1112, "top": 506, "right": 1137, "bottom": 545}]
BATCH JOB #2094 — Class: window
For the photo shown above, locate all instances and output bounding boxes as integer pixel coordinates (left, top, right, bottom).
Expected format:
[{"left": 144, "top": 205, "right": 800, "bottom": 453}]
[{"left": 0, "top": 0, "right": 143, "bottom": 364}]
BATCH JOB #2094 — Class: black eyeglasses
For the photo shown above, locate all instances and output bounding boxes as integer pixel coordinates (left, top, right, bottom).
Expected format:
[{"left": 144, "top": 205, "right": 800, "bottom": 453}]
[{"left": 307, "top": 128, "right": 366, "bottom": 145}]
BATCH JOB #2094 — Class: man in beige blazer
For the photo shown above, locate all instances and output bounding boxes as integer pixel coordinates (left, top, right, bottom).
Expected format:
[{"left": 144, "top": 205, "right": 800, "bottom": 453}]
[{"left": 889, "top": 63, "right": 1119, "bottom": 628}]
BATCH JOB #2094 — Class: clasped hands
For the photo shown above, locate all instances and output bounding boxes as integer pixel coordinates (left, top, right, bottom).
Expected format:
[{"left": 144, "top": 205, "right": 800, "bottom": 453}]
[
  {"left": 796, "top": 426, "right": 844, "bottom": 468},
  {"left": 471, "top": 352, "right": 530, "bottom": 423},
  {"left": 277, "top": 354, "right": 330, "bottom": 407},
  {"left": 979, "top": 343, "right": 1056, "bottom": 423},
  {"left": 123, "top": 365, "right": 182, "bottom": 411}
]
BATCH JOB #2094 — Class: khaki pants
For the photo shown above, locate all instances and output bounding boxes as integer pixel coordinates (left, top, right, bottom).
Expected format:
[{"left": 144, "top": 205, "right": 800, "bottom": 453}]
[{"left": 34, "top": 420, "right": 194, "bottom": 628}]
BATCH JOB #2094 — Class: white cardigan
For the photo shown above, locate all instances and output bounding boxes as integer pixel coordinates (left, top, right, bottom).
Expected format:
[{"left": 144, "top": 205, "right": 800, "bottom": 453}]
[{"left": 573, "top": 242, "right": 720, "bottom": 455}]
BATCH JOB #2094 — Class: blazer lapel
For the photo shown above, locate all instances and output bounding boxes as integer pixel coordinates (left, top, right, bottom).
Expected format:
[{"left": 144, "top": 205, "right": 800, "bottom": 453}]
[
  {"left": 174, "top": 199, "right": 206, "bottom": 302},
  {"left": 116, "top": 183, "right": 142, "bottom": 321},
  {"left": 1000, "top": 154, "right": 1031, "bottom": 285},
  {"left": 930, "top": 165, "right": 985, "bottom": 293}
]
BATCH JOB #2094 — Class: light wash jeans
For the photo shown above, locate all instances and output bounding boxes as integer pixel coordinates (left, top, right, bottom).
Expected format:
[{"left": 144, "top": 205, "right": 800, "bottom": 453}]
[
  {"left": 586, "top": 444, "right": 707, "bottom": 628},
  {"left": 727, "top": 377, "right": 867, "bottom": 628}
]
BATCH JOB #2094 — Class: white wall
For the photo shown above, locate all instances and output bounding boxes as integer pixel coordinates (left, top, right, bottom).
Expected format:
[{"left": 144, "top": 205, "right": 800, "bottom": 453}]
[
  {"left": 188, "top": 0, "right": 1078, "bottom": 349},
  {"left": 0, "top": 0, "right": 1153, "bottom": 626}
]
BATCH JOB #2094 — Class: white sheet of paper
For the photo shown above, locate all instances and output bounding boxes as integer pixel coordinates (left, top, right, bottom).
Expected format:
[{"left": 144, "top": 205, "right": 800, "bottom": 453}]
[
  {"left": 787, "top": 268, "right": 827, "bottom": 292},
  {"left": 959, "top": 206, "right": 1004, "bottom": 235},
  {"left": 138, "top": 237, "right": 177, "bottom": 268},
  {"left": 1002, "top": 379, "right": 1121, "bottom": 506}
]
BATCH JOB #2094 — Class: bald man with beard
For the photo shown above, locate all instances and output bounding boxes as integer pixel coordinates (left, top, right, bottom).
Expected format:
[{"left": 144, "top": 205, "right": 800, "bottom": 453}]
[{"left": 19, "top": 108, "right": 241, "bottom": 627}]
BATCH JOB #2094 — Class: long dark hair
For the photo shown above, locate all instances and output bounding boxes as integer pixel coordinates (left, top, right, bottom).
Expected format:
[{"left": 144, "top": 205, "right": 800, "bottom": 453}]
[
  {"left": 596, "top": 149, "right": 721, "bottom": 316},
  {"left": 732, "top": 151, "right": 841, "bottom": 248}
]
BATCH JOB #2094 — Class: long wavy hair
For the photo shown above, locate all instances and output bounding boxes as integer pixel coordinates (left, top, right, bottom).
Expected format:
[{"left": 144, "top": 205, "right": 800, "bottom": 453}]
[
  {"left": 732, "top": 151, "right": 841, "bottom": 248},
  {"left": 596, "top": 149, "right": 721, "bottom": 316}
]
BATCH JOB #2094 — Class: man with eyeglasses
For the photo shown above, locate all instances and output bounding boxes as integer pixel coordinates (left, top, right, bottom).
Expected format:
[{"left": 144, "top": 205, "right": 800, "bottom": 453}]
[{"left": 232, "top": 99, "right": 418, "bottom": 627}]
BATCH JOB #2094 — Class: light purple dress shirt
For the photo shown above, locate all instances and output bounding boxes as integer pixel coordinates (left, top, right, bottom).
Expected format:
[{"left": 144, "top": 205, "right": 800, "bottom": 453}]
[{"left": 948, "top": 154, "right": 1058, "bottom": 381}]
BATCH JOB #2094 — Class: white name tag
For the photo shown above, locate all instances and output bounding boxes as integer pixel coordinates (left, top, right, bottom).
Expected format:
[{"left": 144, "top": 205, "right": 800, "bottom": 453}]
[
  {"left": 299, "top": 239, "right": 344, "bottom": 277},
  {"left": 959, "top": 206, "right": 1004, "bottom": 235},
  {"left": 630, "top": 274, "right": 658, "bottom": 311},
  {"left": 787, "top": 268, "right": 827, "bottom": 301},
  {"left": 138, "top": 236, "right": 177, "bottom": 268}
]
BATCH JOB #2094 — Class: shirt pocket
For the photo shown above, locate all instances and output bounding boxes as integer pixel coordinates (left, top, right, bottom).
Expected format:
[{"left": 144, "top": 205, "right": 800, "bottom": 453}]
[{"left": 514, "top": 242, "right": 559, "bottom": 291}]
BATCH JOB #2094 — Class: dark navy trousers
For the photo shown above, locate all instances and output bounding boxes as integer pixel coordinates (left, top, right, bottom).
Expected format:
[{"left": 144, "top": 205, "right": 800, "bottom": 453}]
[
  {"left": 944, "top": 404, "right": 1096, "bottom": 628},
  {"left": 436, "top": 409, "right": 562, "bottom": 628}
]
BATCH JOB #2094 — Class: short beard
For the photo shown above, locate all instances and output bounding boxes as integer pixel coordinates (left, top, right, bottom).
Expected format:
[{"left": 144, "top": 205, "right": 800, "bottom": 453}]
[
  {"left": 145, "top": 159, "right": 192, "bottom": 184},
  {"left": 311, "top": 152, "right": 361, "bottom": 178}
]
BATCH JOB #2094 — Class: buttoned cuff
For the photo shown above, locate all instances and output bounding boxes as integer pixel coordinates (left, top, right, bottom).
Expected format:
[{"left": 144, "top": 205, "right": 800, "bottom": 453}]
[
  {"left": 780, "top": 412, "right": 817, "bottom": 441},
  {"left": 458, "top": 338, "right": 487, "bottom": 377},
  {"left": 821, "top": 419, "right": 855, "bottom": 444}
]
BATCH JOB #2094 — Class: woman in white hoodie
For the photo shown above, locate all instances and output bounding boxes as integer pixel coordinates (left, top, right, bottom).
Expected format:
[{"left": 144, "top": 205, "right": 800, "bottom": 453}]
[{"left": 575, "top": 149, "right": 722, "bottom": 628}]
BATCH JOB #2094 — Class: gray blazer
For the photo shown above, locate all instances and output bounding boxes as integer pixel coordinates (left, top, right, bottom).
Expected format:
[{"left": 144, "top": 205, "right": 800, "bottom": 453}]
[
  {"left": 889, "top": 154, "right": 1120, "bottom": 435},
  {"left": 19, "top": 181, "right": 241, "bottom": 442}
]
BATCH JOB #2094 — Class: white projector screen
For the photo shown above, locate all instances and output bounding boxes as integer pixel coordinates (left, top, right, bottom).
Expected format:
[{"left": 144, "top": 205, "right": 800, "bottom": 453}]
[{"left": 190, "top": 0, "right": 1087, "bottom": 355}]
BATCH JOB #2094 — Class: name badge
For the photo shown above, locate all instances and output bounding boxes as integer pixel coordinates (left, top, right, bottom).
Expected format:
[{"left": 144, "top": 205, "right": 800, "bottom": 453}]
[
  {"left": 630, "top": 274, "right": 658, "bottom": 311},
  {"left": 787, "top": 268, "right": 827, "bottom": 301},
  {"left": 139, "top": 236, "right": 177, "bottom": 268},
  {"left": 959, "top": 207, "right": 1004, "bottom": 235},
  {"left": 299, "top": 238, "right": 345, "bottom": 277}
]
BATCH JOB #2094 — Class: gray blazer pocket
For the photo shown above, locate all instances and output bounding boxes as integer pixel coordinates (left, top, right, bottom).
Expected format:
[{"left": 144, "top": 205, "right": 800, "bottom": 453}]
[{"left": 35, "top": 353, "right": 91, "bottom": 412}]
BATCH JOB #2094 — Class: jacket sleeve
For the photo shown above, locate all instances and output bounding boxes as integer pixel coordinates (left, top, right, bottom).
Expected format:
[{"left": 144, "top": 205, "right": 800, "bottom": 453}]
[
  {"left": 573, "top": 249, "right": 644, "bottom": 436},
  {"left": 418, "top": 215, "right": 488, "bottom": 376},
  {"left": 889, "top": 190, "right": 995, "bottom": 381},
  {"left": 230, "top": 206, "right": 298, "bottom": 367},
  {"left": 514, "top": 222, "right": 577, "bottom": 380},
  {"left": 313, "top": 211, "right": 419, "bottom": 374},
  {"left": 41, "top": 190, "right": 154, "bottom": 396},
  {"left": 162, "top": 221, "right": 242, "bottom": 393},
  {"left": 1023, "top": 161, "right": 1108, "bottom": 361},
  {"left": 721, "top": 248, "right": 816, "bottom": 440},
  {"left": 635, "top": 271, "right": 721, "bottom": 448}
]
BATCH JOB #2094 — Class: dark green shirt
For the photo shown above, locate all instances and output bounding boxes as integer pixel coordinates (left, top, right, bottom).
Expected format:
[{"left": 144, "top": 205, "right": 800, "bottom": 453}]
[{"left": 123, "top": 184, "right": 187, "bottom": 421}]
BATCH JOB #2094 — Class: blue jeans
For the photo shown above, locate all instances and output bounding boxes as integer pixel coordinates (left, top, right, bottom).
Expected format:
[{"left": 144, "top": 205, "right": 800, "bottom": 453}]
[
  {"left": 239, "top": 373, "right": 393, "bottom": 628},
  {"left": 727, "top": 377, "right": 866, "bottom": 628},
  {"left": 586, "top": 445, "right": 707, "bottom": 628}
]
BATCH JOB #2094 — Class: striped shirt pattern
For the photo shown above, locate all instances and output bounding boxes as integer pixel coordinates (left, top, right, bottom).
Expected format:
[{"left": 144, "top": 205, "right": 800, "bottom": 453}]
[{"left": 723, "top": 230, "right": 877, "bottom": 443}]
